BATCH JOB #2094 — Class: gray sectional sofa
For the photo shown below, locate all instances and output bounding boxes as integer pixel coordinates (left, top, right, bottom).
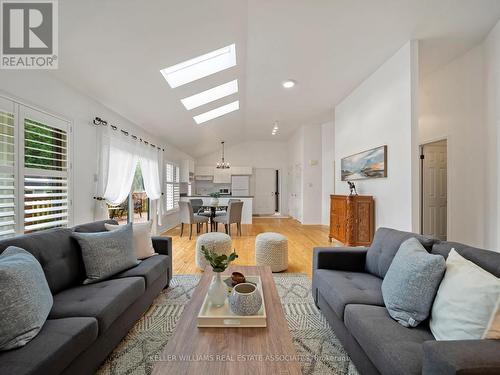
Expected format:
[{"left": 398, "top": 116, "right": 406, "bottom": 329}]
[
  {"left": 0, "top": 220, "right": 172, "bottom": 375},
  {"left": 312, "top": 227, "right": 500, "bottom": 375}
]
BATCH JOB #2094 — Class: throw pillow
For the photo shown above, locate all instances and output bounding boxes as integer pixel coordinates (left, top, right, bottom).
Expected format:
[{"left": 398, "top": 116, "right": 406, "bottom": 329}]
[
  {"left": 366, "top": 227, "right": 436, "bottom": 278},
  {"left": 72, "top": 223, "right": 139, "bottom": 284},
  {"left": 430, "top": 249, "right": 500, "bottom": 340},
  {"left": 0, "top": 246, "right": 53, "bottom": 351},
  {"left": 382, "top": 237, "right": 446, "bottom": 327},
  {"left": 105, "top": 221, "right": 156, "bottom": 259}
]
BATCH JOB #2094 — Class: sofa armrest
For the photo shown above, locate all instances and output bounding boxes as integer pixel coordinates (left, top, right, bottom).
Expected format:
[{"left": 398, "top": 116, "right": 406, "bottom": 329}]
[
  {"left": 152, "top": 236, "right": 172, "bottom": 285},
  {"left": 152, "top": 236, "right": 172, "bottom": 257},
  {"left": 313, "top": 247, "right": 368, "bottom": 273},
  {"left": 422, "top": 339, "right": 500, "bottom": 375}
]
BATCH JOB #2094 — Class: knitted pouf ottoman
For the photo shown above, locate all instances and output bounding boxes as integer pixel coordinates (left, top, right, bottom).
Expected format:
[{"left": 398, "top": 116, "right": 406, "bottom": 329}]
[
  {"left": 255, "top": 232, "right": 288, "bottom": 272},
  {"left": 195, "top": 232, "right": 232, "bottom": 270}
]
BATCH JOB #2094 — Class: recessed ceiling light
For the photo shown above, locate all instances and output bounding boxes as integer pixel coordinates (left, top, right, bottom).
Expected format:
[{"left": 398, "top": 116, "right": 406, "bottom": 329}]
[
  {"left": 160, "top": 44, "right": 236, "bottom": 88},
  {"left": 193, "top": 100, "right": 239, "bottom": 124},
  {"left": 181, "top": 80, "right": 238, "bottom": 110},
  {"left": 282, "top": 79, "right": 296, "bottom": 89}
]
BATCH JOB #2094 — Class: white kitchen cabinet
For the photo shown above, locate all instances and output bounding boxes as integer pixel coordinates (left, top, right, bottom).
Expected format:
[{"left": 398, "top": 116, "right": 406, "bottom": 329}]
[
  {"left": 231, "top": 166, "right": 253, "bottom": 175},
  {"left": 195, "top": 166, "right": 214, "bottom": 177},
  {"left": 213, "top": 168, "right": 231, "bottom": 183},
  {"left": 180, "top": 159, "right": 195, "bottom": 183}
]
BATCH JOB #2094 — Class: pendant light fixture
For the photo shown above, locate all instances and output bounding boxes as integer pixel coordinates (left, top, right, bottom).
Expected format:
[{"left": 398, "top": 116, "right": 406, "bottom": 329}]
[{"left": 216, "top": 141, "right": 230, "bottom": 169}]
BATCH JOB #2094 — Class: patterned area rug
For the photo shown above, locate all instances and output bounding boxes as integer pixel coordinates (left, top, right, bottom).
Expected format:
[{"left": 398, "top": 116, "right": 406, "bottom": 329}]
[{"left": 97, "top": 274, "right": 359, "bottom": 375}]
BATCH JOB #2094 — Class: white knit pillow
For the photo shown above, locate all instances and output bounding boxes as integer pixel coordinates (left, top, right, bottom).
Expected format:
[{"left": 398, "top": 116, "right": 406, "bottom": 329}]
[
  {"left": 105, "top": 221, "right": 157, "bottom": 260},
  {"left": 430, "top": 249, "right": 500, "bottom": 340}
]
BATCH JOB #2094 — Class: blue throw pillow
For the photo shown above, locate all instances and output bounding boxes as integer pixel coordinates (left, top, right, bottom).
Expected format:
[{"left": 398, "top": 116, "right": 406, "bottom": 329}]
[
  {"left": 382, "top": 237, "right": 446, "bottom": 327},
  {"left": 0, "top": 246, "right": 53, "bottom": 351}
]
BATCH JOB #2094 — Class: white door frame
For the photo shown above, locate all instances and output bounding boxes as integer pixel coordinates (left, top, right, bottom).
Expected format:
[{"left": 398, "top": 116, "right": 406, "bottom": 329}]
[{"left": 419, "top": 137, "right": 450, "bottom": 238}]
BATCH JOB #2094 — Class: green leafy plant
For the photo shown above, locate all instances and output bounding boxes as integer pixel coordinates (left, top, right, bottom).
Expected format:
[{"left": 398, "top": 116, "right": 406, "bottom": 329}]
[
  {"left": 209, "top": 192, "right": 221, "bottom": 198},
  {"left": 202, "top": 246, "right": 238, "bottom": 273}
]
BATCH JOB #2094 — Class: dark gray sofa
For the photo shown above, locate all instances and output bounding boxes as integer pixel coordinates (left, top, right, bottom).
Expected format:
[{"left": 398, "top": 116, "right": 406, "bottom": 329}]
[
  {"left": 312, "top": 227, "right": 500, "bottom": 375},
  {"left": 0, "top": 220, "right": 172, "bottom": 375}
]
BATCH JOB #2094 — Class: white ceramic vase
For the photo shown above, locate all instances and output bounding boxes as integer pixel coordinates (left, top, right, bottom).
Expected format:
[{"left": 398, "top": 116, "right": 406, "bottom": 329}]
[
  {"left": 208, "top": 272, "right": 227, "bottom": 307},
  {"left": 210, "top": 197, "right": 219, "bottom": 205},
  {"left": 229, "top": 283, "right": 262, "bottom": 316}
]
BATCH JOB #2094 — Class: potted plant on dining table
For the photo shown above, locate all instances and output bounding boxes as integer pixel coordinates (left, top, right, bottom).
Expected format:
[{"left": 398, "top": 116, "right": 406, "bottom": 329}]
[{"left": 209, "top": 192, "right": 220, "bottom": 206}]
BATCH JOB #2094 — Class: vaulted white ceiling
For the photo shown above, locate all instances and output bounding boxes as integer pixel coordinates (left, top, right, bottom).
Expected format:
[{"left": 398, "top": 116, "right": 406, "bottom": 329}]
[{"left": 53, "top": 0, "right": 500, "bottom": 157}]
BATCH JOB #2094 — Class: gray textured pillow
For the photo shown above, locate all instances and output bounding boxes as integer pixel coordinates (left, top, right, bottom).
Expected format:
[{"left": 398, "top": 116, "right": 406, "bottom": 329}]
[
  {"left": 382, "top": 237, "right": 446, "bottom": 327},
  {"left": 72, "top": 223, "right": 139, "bottom": 284},
  {"left": 0, "top": 246, "right": 53, "bottom": 351}
]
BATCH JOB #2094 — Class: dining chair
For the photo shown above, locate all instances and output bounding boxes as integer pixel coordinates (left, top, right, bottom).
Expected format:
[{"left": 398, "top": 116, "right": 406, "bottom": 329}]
[
  {"left": 215, "top": 198, "right": 240, "bottom": 217},
  {"left": 179, "top": 201, "right": 209, "bottom": 240},
  {"left": 190, "top": 198, "right": 210, "bottom": 217},
  {"left": 213, "top": 201, "right": 243, "bottom": 236}
]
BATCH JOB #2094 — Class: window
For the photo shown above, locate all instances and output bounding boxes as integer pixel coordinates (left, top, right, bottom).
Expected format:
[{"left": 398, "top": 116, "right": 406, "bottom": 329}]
[
  {"left": 181, "top": 80, "right": 238, "bottom": 110},
  {"left": 193, "top": 100, "right": 240, "bottom": 124},
  {"left": 107, "top": 163, "right": 150, "bottom": 224},
  {"left": 160, "top": 44, "right": 236, "bottom": 88},
  {"left": 131, "top": 164, "right": 149, "bottom": 223},
  {"left": 0, "top": 96, "right": 72, "bottom": 239},
  {"left": 165, "top": 162, "right": 179, "bottom": 211}
]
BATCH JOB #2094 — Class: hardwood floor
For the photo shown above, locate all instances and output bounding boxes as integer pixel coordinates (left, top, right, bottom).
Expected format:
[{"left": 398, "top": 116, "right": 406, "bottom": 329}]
[{"left": 162, "top": 217, "right": 341, "bottom": 278}]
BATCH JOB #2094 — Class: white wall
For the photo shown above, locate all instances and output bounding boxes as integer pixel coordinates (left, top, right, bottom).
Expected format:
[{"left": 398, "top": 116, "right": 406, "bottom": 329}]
[
  {"left": 321, "top": 121, "right": 335, "bottom": 225},
  {"left": 484, "top": 19, "right": 500, "bottom": 251},
  {"left": 286, "top": 123, "right": 329, "bottom": 225},
  {"left": 419, "top": 19, "right": 500, "bottom": 251},
  {"left": 287, "top": 128, "right": 304, "bottom": 222},
  {"left": 419, "top": 45, "right": 487, "bottom": 247},
  {"left": 302, "top": 124, "right": 323, "bottom": 224},
  {"left": 195, "top": 140, "right": 289, "bottom": 214},
  {"left": 334, "top": 41, "right": 419, "bottom": 231},
  {"left": 0, "top": 70, "right": 192, "bottom": 232}
]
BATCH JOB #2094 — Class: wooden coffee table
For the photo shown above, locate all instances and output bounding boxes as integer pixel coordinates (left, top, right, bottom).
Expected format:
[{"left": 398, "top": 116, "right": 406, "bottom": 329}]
[{"left": 152, "top": 265, "right": 302, "bottom": 375}]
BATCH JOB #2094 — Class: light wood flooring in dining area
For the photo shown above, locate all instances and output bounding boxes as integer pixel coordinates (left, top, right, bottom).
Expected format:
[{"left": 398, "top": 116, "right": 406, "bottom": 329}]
[{"left": 163, "top": 217, "right": 339, "bottom": 278}]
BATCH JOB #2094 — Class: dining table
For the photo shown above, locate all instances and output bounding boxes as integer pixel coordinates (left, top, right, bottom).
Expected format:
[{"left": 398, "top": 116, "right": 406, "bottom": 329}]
[{"left": 201, "top": 204, "right": 227, "bottom": 231}]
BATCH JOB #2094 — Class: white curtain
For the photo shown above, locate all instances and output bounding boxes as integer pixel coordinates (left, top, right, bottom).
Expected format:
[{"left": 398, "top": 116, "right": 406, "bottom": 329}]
[
  {"left": 103, "top": 133, "right": 138, "bottom": 205},
  {"left": 138, "top": 145, "right": 161, "bottom": 200},
  {"left": 94, "top": 126, "right": 111, "bottom": 220},
  {"left": 94, "top": 125, "right": 164, "bottom": 226}
]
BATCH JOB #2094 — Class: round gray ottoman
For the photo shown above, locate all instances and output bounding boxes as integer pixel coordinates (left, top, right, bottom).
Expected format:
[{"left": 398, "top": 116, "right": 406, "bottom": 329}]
[
  {"left": 196, "top": 232, "right": 232, "bottom": 270},
  {"left": 255, "top": 232, "right": 288, "bottom": 272}
]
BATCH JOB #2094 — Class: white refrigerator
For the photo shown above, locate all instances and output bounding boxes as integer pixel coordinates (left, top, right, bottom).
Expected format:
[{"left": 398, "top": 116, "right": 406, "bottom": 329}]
[{"left": 231, "top": 175, "right": 250, "bottom": 196}]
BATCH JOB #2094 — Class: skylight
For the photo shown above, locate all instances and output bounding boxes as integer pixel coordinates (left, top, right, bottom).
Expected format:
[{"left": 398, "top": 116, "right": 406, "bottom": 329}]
[
  {"left": 181, "top": 80, "right": 238, "bottom": 110},
  {"left": 160, "top": 44, "right": 236, "bottom": 88},
  {"left": 193, "top": 101, "right": 239, "bottom": 124}
]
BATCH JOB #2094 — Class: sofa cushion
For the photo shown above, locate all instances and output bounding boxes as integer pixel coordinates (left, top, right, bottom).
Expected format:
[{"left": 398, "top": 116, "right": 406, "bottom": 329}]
[
  {"left": 366, "top": 227, "right": 436, "bottom": 278},
  {"left": 314, "top": 269, "right": 384, "bottom": 320},
  {"left": 0, "top": 317, "right": 98, "bottom": 375},
  {"left": 0, "top": 228, "right": 85, "bottom": 294},
  {"left": 344, "top": 304, "right": 435, "bottom": 375},
  {"left": 114, "top": 254, "right": 168, "bottom": 288},
  {"left": 49, "top": 277, "right": 145, "bottom": 333},
  {"left": 72, "top": 223, "right": 140, "bottom": 284},
  {"left": 382, "top": 238, "right": 446, "bottom": 327},
  {"left": 73, "top": 219, "right": 118, "bottom": 233},
  {"left": 0, "top": 247, "right": 53, "bottom": 351},
  {"left": 432, "top": 241, "right": 500, "bottom": 277}
]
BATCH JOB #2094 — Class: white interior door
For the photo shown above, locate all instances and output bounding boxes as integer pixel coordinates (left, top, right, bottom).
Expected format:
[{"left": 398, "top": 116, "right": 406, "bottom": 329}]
[
  {"left": 422, "top": 141, "right": 447, "bottom": 240},
  {"left": 254, "top": 168, "right": 276, "bottom": 215}
]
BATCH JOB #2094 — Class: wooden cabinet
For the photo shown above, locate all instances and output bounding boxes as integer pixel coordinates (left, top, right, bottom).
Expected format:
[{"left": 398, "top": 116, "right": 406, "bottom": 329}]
[{"left": 329, "top": 195, "right": 375, "bottom": 246}]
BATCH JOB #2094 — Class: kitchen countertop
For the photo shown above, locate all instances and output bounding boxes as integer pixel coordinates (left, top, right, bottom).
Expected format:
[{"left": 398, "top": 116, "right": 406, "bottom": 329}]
[{"left": 184, "top": 195, "right": 254, "bottom": 198}]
